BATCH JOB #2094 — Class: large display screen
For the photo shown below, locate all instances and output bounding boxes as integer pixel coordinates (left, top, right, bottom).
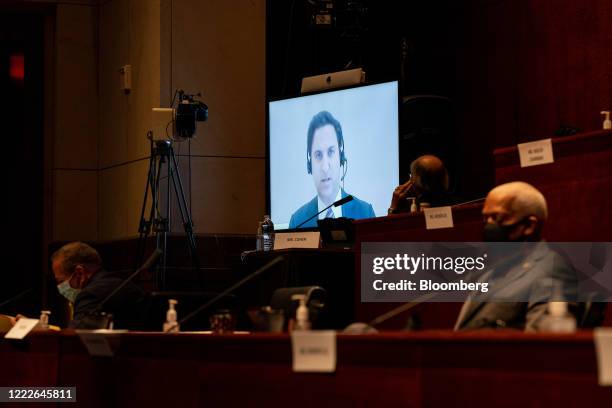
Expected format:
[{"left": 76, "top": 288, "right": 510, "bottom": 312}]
[{"left": 268, "top": 81, "right": 399, "bottom": 229}]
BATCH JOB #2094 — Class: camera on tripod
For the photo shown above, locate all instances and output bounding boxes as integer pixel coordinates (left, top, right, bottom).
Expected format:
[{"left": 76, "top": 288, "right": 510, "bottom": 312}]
[
  {"left": 151, "top": 89, "right": 208, "bottom": 141},
  {"left": 176, "top": 90, "right": 208, "bottom": 139}
]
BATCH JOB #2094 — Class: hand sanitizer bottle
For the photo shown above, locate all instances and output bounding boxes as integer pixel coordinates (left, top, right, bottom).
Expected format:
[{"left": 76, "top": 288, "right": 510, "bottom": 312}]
[
  {"left": 163, "top": 299, "right": 180, "bottom": 332},
  {"left": 39, "top": 310, "right": 51, "bottom": 330},
  {"left": 291, "top": 294, "right": 311, "bottom": 331},
  {"left": 541, "top": 301, "right": 576, "bottom": 333},
  {"left": 410, "top": 197, "right": 418, "bottom": 212},
  {"left": 602, "top": 111, "right": 611, "bottom": 130}
]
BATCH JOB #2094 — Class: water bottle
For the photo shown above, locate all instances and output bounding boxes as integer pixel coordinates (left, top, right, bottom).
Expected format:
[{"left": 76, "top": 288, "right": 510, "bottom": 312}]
[
  {"left": 256, "top": 221, "right": 264, "bottom": 251},
  {"left": 39, "top": 310, "right": 51, "bottom": 330},
  {"left": 261, "top": 215, "right": 275, "bottom": 251}
]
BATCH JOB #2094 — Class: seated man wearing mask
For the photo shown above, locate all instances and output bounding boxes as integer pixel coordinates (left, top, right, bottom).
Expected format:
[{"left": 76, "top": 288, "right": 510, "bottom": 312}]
[
  {"left": 52, "top": 242, "right": 148, "bottom": 329},
  {"left": 454, "top": 182, "right": 579, "bottom": 331},
  {"left": 388, "top": 154, "right": 453, "bottom": 214}
]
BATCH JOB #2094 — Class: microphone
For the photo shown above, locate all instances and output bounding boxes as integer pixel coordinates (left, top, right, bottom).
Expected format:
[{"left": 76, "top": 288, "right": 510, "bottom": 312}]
[
  {"left": 165, "top": 255, "right": 284, "bottom": 332},
  {"left": 0, "top": 288, "right": 33, "bottom": 310},
  {"left": 343, "top": 292, "right": 437, "bottom": 334},
  {"left": 453, "top": 197, "right": 486, "bottom": 207},
  {"left": 96, "top": 249, "right": 163, "bottom": 312},
  {"left": 334, "top": 194, "right": 353, "bottom": 207},
  {"left": 294, "top": 195, "right": 354, "bottom": 229}
]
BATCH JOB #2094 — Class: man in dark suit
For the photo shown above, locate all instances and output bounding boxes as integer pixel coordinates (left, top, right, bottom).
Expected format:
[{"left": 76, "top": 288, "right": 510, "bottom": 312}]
[
  {"left": 52, "top": 242, "right": 148, "bottom": 330},
  {"left": 289, "top": 110, "right": 375, "bottom": 228},
  {"left": 455, "top": 182, "right": 579, "bottom": 331}
]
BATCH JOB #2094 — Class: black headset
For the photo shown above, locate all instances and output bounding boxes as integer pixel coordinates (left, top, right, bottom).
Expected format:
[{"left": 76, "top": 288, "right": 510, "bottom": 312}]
[{"left": 306, "top": 111, "right": 347, "bottom": 176}]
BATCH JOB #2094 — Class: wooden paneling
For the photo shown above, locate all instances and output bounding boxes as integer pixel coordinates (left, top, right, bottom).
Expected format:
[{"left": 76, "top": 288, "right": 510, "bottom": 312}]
[{"left": 454, "top": 0, "right": 612, "bottom": 196}]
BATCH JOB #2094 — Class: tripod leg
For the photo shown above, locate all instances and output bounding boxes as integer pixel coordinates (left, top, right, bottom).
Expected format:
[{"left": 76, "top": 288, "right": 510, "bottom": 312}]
[
  {"left": 153, "top": 152, "right": 168, "bottom": 290},
  {"left": 168, "top": 146, "right": 201, "bottom": 270},
  {"left": 135, "top": 145, "right": 157, "bottom": 269}
]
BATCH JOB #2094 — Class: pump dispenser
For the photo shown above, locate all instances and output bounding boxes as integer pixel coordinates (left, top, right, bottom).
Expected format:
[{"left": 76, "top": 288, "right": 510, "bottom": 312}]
[
  {"left": 291, "top": 294, "right": 311, "bottom": 331},
  {"left": 602, "top": 111, "right": 611, "bottom": 130},
  {"left": 541, "top": 301, "right": 576, "bottom": 333},
  {"left": 410, "top": 198, "right": 418, "bottom": 212},
  {"left": 163, "top": 299, "right": 179, "bottom": 332}
]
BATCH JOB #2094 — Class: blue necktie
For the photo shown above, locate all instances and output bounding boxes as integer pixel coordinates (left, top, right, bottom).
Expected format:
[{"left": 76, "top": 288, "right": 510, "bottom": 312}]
[{"left": 325, "top": 208, "right": 334, "bottom": 218}]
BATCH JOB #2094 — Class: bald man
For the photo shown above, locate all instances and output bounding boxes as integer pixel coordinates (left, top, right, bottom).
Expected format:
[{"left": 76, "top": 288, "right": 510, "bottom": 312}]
[
  {"left": 455, "top": 182, "right": 579, "bottom": 331},
  {"left": 388, "top": 155, "right": 451, "bottom": 214},
  {"left": 481, "top": 181, "right": 548, "bottom": 242}
]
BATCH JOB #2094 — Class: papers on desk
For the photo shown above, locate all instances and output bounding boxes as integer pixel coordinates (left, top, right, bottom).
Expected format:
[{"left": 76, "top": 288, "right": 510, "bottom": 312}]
[
  {"left": 594, "top": 328, "right": 612, "bottom": 386},
  {"left": 4, "top": 318, "right": 38, "bottom": 340}
]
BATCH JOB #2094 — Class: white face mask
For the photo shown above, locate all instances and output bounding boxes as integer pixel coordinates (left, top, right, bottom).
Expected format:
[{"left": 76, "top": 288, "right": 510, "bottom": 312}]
[{"left": 57, "top": 274, "right": 81, "bottom": 303}]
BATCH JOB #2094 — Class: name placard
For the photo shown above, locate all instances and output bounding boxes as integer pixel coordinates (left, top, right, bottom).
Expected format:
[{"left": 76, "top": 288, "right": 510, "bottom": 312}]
[
  {"left": 274, "top": 232, "right": 320, "bottom": 250},
  {"left": 424, "top": 206, "right": 454, "bottom": 230},
  {"left": 518, "top": 138, "right": 554, "bottom": 167},
  {"left": 4, "top": 318, "right": 38, "bottom": 340},
  {"left": 291, "top": 330, "right": 337, "bottom": 372},
  {"left": 595, "top": 328, "right": 612, "bottom": 386}
]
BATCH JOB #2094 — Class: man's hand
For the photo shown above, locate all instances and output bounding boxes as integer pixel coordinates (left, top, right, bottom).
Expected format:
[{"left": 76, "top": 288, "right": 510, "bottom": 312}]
[
  {"left": 390, "top": 180, "right": 415, "bottom": 212},
  {"left": 8, "top": 314, "right": 26, "bottom": 326}
]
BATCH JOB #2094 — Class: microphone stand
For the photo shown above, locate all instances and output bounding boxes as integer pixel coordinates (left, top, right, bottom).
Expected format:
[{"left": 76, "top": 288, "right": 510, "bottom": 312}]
[
  {"left": 368, "top": 292, "right": 437, "bottom": 327},
  {"left": 96, "top": 249, "right": 163, "bottom": 313},
  {"left": 0, "top": 288, "right": 33, "bottom": 310},
  {"left": 294, "top": 195, "right": 353, "bottom": 229},
  {"left": 164, "top": 255, "right": 284, "bottom": 332}
]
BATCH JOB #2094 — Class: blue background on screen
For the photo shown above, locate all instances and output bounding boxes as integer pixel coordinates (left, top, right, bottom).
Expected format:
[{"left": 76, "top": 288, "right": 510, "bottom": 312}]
[{"left": 269, "top": 81, "right": 399, "bottom": 229}]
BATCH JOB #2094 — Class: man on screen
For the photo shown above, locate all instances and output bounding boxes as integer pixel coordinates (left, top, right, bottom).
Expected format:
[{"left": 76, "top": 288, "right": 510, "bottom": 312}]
[{"left": 289, "top": 110, "right": 375, "bottom": 229}]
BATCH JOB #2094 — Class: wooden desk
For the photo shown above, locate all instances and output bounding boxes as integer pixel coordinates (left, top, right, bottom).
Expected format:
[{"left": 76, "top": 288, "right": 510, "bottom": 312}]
[{"left": 1, "top": 331, "right": 610, "bottom": 407}]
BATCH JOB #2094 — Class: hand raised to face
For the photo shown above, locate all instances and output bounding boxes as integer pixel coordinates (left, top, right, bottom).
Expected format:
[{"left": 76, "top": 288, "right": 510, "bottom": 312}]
[{"left": 390, "top": 179, "right": 416, "bottom": 211}]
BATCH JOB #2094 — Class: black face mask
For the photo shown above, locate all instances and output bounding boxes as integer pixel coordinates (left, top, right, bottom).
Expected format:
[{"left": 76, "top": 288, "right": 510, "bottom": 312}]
[{"left": 482, "top": 219, "right": 527, "bottom": 242}]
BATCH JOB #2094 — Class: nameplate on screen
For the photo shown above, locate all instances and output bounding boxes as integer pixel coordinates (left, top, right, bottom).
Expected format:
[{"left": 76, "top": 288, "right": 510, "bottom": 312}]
[
  {"left": 517, "top": 138, "right": 554, "bottom": 167},
  {"left": 291, "top": 330, "right": 337, "bottom": 373},
  {"left": 424, "top": 206, "right": 454, "bottom": 230},
  {"left": 274, "top": 232, "right": 320, "bottom": 249},
  {"left": 4, "top": 318, "right": 39, "bottom": 340}
]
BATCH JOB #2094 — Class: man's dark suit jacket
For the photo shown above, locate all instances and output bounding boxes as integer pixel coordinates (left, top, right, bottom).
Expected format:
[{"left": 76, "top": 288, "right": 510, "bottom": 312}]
[
  {"left": 289, "top": 189, "right": 375, "bottom": 229},
  {"left": 71, "top": 269, "right": 149, "bottom": 330},
  {"left": 455, "top": 241, "right": 579, "bottom": 331}
]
